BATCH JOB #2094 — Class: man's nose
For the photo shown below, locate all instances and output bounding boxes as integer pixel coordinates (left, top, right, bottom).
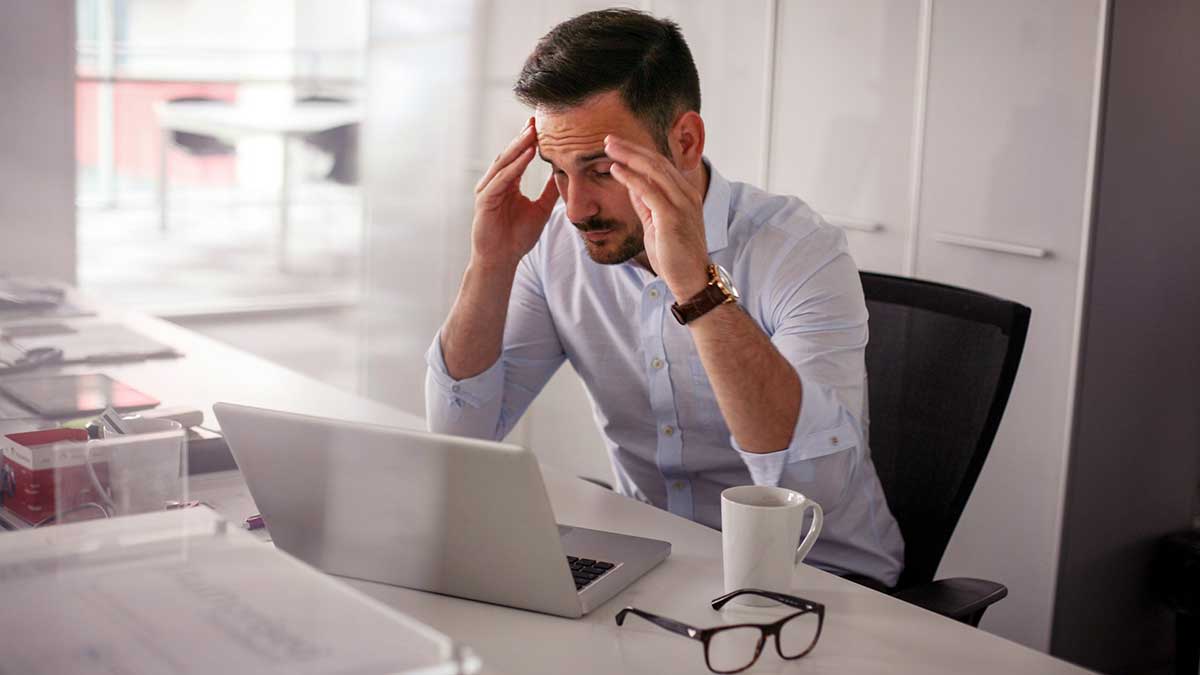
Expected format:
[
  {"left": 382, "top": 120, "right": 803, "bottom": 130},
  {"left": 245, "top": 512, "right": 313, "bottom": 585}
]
[{"left": 563, "top": 182, "right": 599, "bottom": 223}]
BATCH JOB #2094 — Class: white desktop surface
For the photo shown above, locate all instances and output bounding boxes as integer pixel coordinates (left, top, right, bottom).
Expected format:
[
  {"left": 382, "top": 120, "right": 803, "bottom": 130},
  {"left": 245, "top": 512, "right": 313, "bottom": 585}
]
[
  {"left": 189, "top": 466, "right": 1091, "bottom": 675},
  {"left": 1, "top": 304, "right": 1093, "bottom": 674}
]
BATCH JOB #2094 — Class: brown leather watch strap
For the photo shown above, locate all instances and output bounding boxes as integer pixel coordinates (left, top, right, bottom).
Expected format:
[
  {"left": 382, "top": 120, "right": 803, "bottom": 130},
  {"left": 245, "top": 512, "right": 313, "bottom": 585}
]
[{"left": 671, "top": 278, "right": 733, "bottom": 325}]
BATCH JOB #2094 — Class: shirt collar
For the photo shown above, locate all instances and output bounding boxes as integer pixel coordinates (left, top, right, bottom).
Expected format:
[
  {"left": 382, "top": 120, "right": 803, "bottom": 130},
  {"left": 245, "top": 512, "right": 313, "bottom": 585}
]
[{"left": 701, "top": 158, "right": 731, "bottom": 254}]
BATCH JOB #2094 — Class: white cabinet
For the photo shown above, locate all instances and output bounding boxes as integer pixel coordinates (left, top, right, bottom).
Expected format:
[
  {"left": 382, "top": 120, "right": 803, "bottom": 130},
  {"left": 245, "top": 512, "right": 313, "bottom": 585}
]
[
  {"left": 913, "top": 0, "right": 1104, "bottom": 650},
  {"left": 653, "top": 0, "right": 772, "bottom": 184},
  {"left": 767, "top": 0, "right": 922, "bottom": 275}
]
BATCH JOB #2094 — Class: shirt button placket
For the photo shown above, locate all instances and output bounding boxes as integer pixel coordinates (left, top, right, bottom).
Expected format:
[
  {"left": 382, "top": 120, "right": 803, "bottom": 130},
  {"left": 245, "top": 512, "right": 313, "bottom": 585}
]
[{"left": 644, "top": 279, "right": 686, "bottom": 519}]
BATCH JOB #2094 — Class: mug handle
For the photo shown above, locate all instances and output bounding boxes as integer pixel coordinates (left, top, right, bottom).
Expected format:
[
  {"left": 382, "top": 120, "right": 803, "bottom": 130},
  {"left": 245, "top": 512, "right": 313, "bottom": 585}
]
[{"left": 794, "top": 501, "right": 824, "bottom": 564}]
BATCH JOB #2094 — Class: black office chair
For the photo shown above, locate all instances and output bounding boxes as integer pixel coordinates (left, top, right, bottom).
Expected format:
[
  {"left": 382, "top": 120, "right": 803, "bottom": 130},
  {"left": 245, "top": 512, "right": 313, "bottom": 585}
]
[
  {"left": 859, "top": 271, "right": 1031, "bottom": 627},
  {"left": 297, "top": 95, "right": 359, "bottom": 185},
  {"left": 167, "top": 96, "right": 236, "bottom": 157}
]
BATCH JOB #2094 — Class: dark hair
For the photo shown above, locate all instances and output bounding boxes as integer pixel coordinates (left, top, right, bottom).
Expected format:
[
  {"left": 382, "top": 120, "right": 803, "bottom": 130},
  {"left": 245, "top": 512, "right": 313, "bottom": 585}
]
[{"left": 513, "top": 8, "right": 701, "bottom": 155}]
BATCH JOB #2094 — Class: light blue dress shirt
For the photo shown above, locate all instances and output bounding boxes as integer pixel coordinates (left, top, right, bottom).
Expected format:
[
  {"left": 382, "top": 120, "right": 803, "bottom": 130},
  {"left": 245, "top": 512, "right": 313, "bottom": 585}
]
[{"left": 426, "top": 162, "right": 904, "bottom": 586}]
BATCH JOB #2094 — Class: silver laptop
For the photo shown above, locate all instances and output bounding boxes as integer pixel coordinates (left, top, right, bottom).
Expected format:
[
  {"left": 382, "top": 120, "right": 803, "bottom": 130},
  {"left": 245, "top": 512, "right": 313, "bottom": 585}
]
[{"left": 213, "top": 402, "right": 671, "bottom": 618}]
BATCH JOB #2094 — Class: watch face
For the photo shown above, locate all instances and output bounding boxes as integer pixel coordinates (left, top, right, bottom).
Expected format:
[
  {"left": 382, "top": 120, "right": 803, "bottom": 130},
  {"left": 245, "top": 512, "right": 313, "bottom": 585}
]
[{"left": 715, "top": 265, "right": 740, "bottom": 301}]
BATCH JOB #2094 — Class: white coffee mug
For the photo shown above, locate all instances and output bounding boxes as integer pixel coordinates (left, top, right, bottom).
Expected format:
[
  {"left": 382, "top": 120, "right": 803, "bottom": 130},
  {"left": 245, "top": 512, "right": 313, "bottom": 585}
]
[{"left": 721, "top": 485, "right": 824, "bottom": 606}]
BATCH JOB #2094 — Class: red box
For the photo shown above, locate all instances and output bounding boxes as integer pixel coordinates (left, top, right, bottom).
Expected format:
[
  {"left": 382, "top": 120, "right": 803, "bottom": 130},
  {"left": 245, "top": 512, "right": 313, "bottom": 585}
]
[{"left": 1, "top": 429, "right": 110, "bottom": 526}]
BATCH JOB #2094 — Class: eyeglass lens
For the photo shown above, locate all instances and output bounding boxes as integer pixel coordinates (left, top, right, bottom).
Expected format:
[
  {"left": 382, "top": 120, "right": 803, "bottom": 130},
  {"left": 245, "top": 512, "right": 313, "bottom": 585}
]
[
  {"left": 705, "top": 626, "right": 763, "bottom": 673},
  {"left": 776, "top": 611, "right": 820, "bottom": 658}
]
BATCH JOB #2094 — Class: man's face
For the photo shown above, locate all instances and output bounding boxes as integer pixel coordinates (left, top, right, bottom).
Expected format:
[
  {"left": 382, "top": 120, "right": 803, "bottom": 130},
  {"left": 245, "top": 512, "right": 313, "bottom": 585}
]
[{"left": 536, "top": 91, "right": 664, "bottom": 265}]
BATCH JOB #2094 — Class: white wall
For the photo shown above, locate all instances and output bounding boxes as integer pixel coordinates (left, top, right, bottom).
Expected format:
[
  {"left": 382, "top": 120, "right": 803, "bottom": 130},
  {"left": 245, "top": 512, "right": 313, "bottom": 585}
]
[{"left": 0, "top": 0, "right": 76, "bottom": 283}]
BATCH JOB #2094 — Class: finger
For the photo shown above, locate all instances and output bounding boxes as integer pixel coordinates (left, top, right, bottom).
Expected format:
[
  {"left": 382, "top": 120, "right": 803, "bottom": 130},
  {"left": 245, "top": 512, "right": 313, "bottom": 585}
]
[
  {"left": 480, "top": 146, "right": 536, "bottom": 198},
  {"left": 604, "top": 136, "right": 698, "bottom": 207},
  {"left": 534, "top": 171, "right": 559, "bottom": 211},
  {"left": 475, "top": 120, "right": 536, "bottom": 193},
  {"left": 475, "top": 122, "right": 534, "bottom": 192},
  {"left": 606, "top": 135, "right": 697, "bottom": 205},
  {"left": 608, "top": 163, "right": 653, "bottom": 222},
  {"left": 610, "top": 162, "right": 673, "bottom": 220}
]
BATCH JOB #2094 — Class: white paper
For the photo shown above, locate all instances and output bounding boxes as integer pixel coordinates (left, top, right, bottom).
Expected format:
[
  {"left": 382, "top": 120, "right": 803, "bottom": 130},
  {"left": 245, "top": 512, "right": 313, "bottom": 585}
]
[{"left": 0, "top": 509, "right": 478, "bottom": 675}]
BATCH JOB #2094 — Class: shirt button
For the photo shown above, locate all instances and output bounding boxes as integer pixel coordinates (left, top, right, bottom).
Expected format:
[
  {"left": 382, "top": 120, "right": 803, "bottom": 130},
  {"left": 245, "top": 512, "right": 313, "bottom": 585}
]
[
  {"left": 651, "top": 357, "right": 664, "bottom": 369},
  {"left": 649, "top": 288, "right": 660, "bottom": 299},
  {"left": 673, "top": 481, "right": 685, "bottom": 491},
  {"left": 451, "top": 384, "right": 461, "bottom": 393},
  {"left": 663, "top": 425, "right": 675, "bottom": 437},
  {"left": 831, "top": 436, "right": 839, "bottom": 446}
]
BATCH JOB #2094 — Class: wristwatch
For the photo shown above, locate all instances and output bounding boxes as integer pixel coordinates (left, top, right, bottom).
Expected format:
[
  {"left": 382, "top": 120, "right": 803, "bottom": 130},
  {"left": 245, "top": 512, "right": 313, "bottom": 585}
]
[{"left": 671, "top": 264, "right": 739, "bottom": 325}]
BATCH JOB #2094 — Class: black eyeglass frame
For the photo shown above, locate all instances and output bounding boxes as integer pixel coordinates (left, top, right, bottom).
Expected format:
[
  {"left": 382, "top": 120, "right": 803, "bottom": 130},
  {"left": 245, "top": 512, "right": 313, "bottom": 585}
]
[{"left": 614, "top": 588, "right": 826, "bottom": 674}]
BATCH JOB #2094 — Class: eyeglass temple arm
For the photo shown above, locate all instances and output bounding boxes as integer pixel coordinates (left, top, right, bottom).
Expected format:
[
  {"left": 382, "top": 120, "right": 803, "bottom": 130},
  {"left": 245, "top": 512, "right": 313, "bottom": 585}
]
[
  {"left": 614, "top": 607, "right": 704, "bottom": 641},
  {"left": 711, "top": 588, "right": 821, "bottom": 613}
]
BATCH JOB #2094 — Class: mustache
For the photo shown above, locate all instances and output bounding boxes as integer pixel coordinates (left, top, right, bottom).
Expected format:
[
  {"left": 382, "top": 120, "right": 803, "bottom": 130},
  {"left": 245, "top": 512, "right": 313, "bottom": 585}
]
[{"left": 572, "top": 217, "right": 622, "bottom": 233}]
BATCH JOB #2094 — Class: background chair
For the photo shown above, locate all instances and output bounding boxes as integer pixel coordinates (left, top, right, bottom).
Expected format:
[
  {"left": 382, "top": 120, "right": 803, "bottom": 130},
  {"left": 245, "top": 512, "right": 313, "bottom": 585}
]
[
  {"left": 160, "top": 96, "right": 237, "bottom": 233},
  {"left": 166, "top": 95, "right": 237, "bottom": 158},
  {"left": 297, "top": 95, "right": 359, "bottom": 185},
  {"left": 859, "top": 271, "right": 1031, "bottom": 626}
]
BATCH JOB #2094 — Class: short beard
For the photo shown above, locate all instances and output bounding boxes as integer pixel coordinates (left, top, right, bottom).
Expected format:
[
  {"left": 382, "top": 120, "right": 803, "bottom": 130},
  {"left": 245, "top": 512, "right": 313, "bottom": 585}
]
[
  {"left": 584, "top": 233, "right": 644, "bottom": 265},
  {"left": 573, "top": 216, "right": 644, "bottom": 265}
]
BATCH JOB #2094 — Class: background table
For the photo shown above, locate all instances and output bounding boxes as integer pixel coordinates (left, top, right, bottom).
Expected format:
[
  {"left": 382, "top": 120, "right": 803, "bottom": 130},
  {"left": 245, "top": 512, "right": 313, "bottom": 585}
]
[{"left": 153, "top": 100, "right": 362, "bottom": 271}]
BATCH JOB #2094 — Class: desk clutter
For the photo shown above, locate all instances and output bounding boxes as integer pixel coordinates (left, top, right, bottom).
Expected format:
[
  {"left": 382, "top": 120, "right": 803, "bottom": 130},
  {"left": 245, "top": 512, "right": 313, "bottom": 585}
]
[
  {"left": 0, "top": 276, "right": 91, "bottom": 321},
  {"left": 0, "top": 405, "right": 229, "bottom": 530},
  {"left": 0, "top": 320, "right": 181, "bottom": 376},
  {"left": 0, "top": 410, "right": 188, "bottom": 530},
  {"left": 0, "top": 507, "right": 480, "bottom": 674}
]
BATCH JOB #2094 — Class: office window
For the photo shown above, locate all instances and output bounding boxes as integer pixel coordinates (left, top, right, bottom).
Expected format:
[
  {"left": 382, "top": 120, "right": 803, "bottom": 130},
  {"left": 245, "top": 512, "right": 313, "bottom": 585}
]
[{"left": 75, "top": 0, "right": 367, "bottom": 314}]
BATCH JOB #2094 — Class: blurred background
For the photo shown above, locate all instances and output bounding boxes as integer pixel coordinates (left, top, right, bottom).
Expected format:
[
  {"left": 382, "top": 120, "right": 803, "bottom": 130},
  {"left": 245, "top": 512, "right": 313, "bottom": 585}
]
[{"left": 2, "top": 2, "right": 1198, "bottom": 673}]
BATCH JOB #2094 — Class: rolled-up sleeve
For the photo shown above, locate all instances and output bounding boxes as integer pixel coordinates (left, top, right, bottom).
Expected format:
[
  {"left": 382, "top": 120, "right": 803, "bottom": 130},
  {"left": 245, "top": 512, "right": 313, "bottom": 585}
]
[
  {"left": 731, "top": 248, "right": 869, "bottom": 510},
  {"left": 424, "top": 250, "right": 566, "bottom": 441}
]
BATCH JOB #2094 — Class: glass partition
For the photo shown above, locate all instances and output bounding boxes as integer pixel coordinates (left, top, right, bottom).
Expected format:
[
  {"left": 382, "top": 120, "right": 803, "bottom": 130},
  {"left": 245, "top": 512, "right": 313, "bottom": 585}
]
[{"left": 75, "top": 0, "right": 368, "bottom": 315}]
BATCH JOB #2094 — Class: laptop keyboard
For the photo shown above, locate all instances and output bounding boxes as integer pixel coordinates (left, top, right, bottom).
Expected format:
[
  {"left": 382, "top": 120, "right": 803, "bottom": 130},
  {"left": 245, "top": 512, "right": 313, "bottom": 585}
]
[{"left": 567, "top": 556, "right": 615, "bottom": 591}]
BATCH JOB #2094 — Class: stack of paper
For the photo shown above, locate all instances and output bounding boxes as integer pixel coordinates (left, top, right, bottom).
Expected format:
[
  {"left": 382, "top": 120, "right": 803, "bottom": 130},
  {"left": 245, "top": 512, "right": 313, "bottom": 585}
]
[{"left": 0, "top": 508, "right": 480, "bottom": 674}]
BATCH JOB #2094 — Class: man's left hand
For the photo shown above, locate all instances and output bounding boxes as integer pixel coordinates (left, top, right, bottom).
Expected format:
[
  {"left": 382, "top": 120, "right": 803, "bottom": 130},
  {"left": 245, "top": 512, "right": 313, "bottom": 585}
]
[{"left": 605, "top": 135, "right": 710, "bottom": 299}]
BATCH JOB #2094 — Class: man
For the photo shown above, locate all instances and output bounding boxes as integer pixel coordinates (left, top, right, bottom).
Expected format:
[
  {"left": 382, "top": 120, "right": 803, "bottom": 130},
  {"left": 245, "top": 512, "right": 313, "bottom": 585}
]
[{"left": 425, "top": 8, "right": 904, "bottom": 587}]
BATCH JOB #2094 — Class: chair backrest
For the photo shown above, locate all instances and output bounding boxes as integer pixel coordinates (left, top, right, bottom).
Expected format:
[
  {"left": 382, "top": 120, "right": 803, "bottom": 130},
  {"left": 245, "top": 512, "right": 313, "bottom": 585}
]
[
  {"left": 297, "top": 95, "right": 358, "bottom": 184},
  {"left": 860, "top": 272, "right": 1030, "bottom": 589},
  {"left": 166, "top": 96, "right": 235, "bottom": 156}
]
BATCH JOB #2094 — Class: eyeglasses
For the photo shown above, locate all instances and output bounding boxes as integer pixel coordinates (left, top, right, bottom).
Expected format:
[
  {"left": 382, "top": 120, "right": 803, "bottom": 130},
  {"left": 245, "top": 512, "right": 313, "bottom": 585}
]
[{"left": 614, "top": 588, "right": 825, "bottom": 673}]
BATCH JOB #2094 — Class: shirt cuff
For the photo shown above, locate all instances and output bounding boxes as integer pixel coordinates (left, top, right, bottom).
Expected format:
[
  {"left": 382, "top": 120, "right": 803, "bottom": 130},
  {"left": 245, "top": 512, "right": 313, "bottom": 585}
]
[
  {"left": 732, "top": 373, "right": 860, "bottom": 486},
  {"left": 424, "top": 331, "right": 505, "bottom": 409}
]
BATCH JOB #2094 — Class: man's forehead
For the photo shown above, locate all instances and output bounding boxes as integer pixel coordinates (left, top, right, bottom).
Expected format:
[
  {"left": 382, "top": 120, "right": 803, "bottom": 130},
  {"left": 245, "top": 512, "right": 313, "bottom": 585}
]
[
  {"left": 536, "top": 125, "right": 609, "bottom": 161},
  {"left": 534, "top": 93, "right": 643, "bottom": 164}
]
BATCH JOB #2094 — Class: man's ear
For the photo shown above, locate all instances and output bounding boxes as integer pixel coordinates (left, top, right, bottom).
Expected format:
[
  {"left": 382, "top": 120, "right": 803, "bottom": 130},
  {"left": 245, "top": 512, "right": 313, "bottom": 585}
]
[{"left": 670, "top": 111, "right": 705, "bottom": 172}]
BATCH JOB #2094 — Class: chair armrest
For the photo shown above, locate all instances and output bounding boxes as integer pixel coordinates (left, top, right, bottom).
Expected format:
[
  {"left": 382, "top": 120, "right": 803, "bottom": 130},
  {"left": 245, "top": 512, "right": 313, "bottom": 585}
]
[{"left": 893, "top": 578, "right": 1008, "bottom": 627}]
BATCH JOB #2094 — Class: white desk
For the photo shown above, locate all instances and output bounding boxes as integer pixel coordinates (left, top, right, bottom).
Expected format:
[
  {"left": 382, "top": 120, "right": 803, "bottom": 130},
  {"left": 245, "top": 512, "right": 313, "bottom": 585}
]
[
  {"left": 0, "top": 304, "right": 1094, "bottom": 674},
  {"left": 188, "top": 466, "right": 1091, "bottom": 675},
  {"left": 153, "top": 100, "right": 362, "bottom": 272}
]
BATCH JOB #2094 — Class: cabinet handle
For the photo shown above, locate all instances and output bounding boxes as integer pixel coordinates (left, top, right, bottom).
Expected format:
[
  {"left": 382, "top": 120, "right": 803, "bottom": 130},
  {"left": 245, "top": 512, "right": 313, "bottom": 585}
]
[
  {"left": 824, "top": 215, "right": 884, "bottom": 233},
  {"left": 933, "top": 232, "right": 1050, "bottom": 259}
]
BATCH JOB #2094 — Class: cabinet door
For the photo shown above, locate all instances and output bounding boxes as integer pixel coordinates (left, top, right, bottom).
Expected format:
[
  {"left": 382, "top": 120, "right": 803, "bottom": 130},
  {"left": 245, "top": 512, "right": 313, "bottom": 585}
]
[
  {"left": 914, "top": 0, "right": 1104, "bottom": 651},
  {"left": 768, "top": 0, "right": 922, "bottom": 275}
]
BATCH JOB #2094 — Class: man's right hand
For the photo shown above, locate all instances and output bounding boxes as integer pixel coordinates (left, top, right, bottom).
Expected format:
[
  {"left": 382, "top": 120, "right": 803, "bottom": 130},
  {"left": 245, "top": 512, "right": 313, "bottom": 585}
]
[{"left": 471, "top": 117, "right": 559, "bottom": 270}]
